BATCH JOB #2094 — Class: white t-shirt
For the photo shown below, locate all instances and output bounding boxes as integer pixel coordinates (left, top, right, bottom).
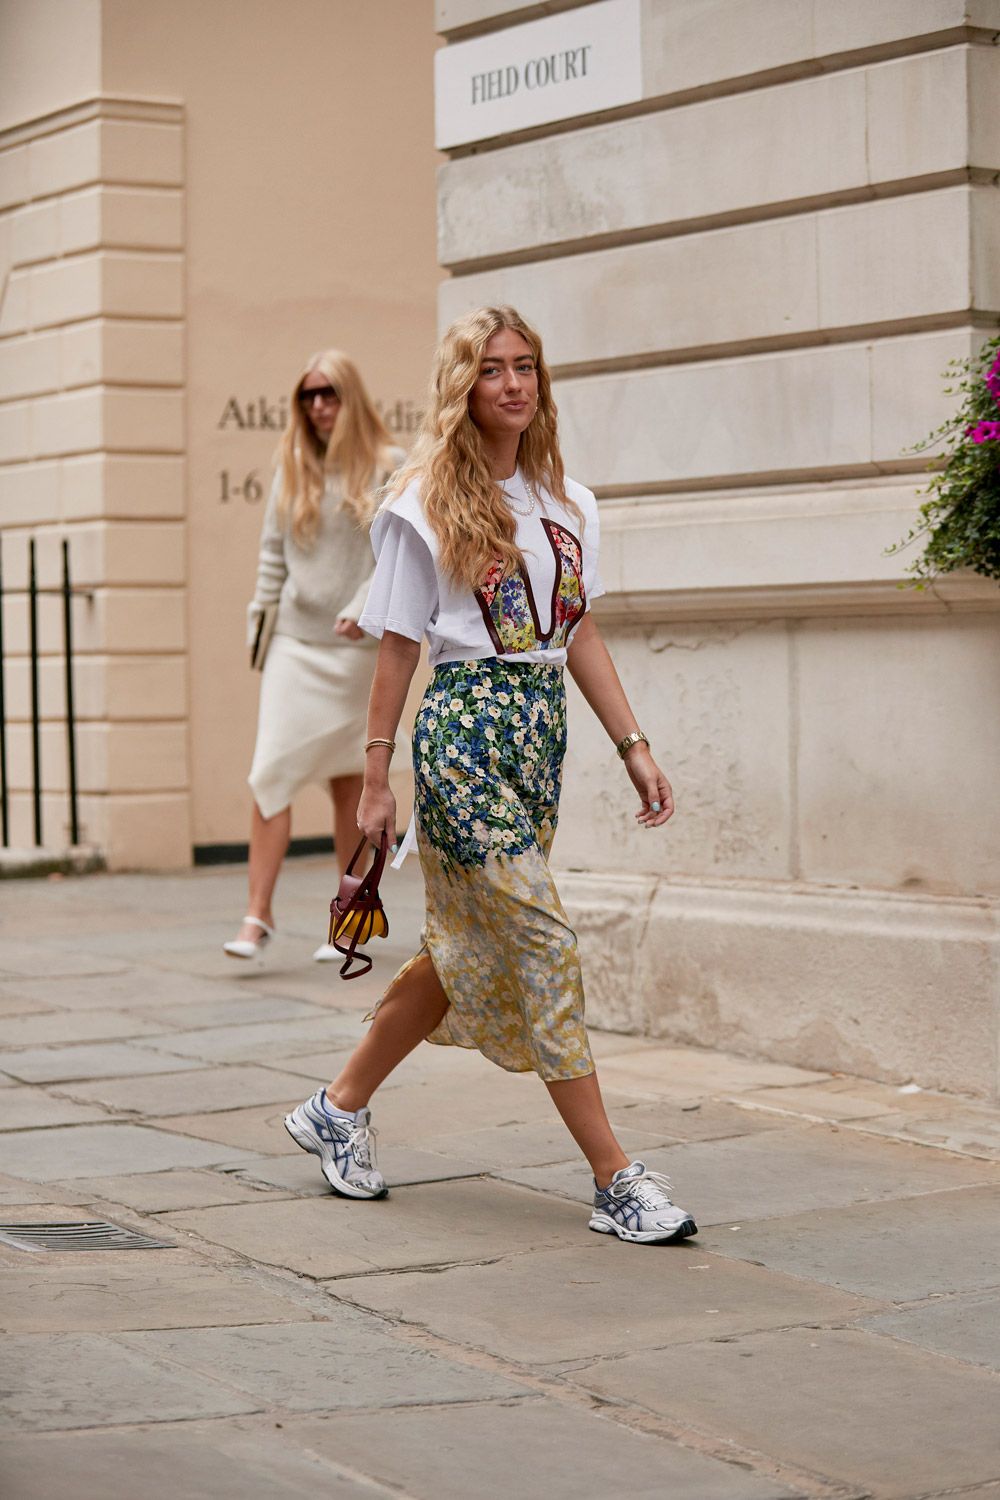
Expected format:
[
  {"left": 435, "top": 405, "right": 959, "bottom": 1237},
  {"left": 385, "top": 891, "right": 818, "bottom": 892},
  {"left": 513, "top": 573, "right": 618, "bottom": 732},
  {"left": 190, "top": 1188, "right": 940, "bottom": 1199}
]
[{"left": 358, "top": 468, "right": 604, "bottom": 668}]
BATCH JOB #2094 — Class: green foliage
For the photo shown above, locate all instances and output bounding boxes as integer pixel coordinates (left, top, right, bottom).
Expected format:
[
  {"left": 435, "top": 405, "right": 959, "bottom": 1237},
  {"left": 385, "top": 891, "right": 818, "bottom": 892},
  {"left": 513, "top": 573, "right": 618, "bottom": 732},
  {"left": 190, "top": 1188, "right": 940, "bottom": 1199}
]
[{"left": 887, "top": 335, "right": 1000, "bottom": 586}]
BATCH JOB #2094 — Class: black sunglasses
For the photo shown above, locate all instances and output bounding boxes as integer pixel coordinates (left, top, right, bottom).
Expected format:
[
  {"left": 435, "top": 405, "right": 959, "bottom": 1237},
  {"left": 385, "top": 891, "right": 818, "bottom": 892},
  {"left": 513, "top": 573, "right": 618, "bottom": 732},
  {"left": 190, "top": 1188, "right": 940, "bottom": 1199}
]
[{"left": 298, "top": 385, "right": 339, "bottom": 406}]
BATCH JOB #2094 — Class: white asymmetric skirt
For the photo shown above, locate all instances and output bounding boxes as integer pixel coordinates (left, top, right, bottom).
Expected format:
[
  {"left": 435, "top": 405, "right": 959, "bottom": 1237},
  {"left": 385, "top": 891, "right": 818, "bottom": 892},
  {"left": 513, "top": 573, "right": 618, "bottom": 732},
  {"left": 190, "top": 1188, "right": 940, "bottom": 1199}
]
[{"left": 248, "top": 632, "right": 374, "bottom": 818}]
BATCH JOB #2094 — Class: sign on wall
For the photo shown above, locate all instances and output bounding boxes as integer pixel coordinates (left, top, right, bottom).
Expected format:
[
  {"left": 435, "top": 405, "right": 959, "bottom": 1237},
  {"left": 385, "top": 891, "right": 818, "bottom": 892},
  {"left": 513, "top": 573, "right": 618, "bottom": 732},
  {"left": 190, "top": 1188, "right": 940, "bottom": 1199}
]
[
  {"left": 435, "top": 0, "right": 642, "bottom": 150},
  {"left": 212, "top": 392, "right": 423, "bottom": 507}
]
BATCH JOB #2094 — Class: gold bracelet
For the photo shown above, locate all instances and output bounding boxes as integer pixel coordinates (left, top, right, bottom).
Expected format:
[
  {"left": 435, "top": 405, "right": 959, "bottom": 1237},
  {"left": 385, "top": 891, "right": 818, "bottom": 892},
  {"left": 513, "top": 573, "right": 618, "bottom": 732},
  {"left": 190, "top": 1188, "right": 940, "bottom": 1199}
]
[
  {"left": 615, "top": 730, "right": 649, "bottom": 760},
  {"left": 365, "top": 737, "right": 396, "bottom": 754}
]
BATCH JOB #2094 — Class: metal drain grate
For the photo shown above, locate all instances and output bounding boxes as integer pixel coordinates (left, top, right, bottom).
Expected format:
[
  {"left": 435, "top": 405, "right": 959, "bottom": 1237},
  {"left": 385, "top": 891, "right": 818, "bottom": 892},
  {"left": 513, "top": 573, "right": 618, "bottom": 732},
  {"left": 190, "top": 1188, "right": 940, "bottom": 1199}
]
[{"left": 0, "top": 1220, "right": 175, "bottom": 1252}]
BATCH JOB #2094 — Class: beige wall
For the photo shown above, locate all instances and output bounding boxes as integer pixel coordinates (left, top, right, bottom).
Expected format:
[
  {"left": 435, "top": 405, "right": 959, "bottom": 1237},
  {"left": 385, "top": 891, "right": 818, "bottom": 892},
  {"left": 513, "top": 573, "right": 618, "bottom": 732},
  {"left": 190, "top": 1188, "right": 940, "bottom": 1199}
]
[
  {"left": 0, "top": 0, "right": 438, "bottom": 861},
  {"left": 101, "top": 0, "right": 439, "bottom": 851},
  {"left": 435, "top": 0, "right": 1000, "bottom": 1098},
  {"left": 0, "top": 0, "right": 101, "bottom": 131}
]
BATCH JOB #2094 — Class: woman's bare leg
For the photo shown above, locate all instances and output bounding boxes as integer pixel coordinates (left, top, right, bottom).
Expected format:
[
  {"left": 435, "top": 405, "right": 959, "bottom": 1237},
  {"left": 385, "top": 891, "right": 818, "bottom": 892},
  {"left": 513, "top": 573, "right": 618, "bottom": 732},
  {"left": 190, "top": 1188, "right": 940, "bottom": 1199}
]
[
  {"left": 330, "top": 773, "right": 365, "bottom": 878},
  {"left": 546, "top": 1072, "right": 629, "bottom": 1188},
  {"left": 327, "top": 953, "right": 449, "bottom": 1110},
  {"left": 233, "top": 802, "right": 290, "bottom": 943}
]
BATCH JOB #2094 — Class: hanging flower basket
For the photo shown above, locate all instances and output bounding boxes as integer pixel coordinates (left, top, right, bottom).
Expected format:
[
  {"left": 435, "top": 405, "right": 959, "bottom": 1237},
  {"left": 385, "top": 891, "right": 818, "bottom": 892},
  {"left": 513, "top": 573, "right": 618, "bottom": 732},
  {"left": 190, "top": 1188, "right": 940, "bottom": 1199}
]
[{"left": 888, "top": 335, "right": 1000, "bottom": 586}]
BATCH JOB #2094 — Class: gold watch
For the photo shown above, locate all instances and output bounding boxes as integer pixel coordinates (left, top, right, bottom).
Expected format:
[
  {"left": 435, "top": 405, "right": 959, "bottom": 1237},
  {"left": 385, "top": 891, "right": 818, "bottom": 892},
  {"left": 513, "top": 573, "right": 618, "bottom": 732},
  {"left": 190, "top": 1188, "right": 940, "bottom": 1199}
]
[{"left": 615, "top": 730, "right": 649, "bottom": 760}]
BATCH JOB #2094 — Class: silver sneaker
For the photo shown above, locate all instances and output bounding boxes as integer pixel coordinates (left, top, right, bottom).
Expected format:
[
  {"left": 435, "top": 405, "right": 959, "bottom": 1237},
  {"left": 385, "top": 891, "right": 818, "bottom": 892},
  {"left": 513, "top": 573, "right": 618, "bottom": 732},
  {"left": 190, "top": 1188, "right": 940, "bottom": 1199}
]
[
  {"left": 283, "top": 1089, "right": 387, "bottom": 1199},
  {"left": 590, "top": 1160, "right": 697, "bottom": 1243}
]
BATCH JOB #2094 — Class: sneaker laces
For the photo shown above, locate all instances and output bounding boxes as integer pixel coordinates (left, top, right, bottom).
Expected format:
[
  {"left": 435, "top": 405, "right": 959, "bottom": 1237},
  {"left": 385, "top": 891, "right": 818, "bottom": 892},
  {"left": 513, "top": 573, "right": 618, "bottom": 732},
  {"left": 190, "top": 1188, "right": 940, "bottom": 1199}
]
[
  {"left": 611, "top": 1168, "right": 675, "bottom": 1211},
  {"left": 347, "top": 1118, "right": 377, "bottom": 1171}
]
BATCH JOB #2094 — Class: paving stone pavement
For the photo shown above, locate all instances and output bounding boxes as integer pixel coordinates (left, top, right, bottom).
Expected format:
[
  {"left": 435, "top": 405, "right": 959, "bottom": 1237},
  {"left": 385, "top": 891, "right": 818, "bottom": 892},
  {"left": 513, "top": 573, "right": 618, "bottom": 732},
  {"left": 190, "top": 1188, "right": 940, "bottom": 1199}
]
[{"left": 1, "top": 857, "right": 999, "bottom": 1499}]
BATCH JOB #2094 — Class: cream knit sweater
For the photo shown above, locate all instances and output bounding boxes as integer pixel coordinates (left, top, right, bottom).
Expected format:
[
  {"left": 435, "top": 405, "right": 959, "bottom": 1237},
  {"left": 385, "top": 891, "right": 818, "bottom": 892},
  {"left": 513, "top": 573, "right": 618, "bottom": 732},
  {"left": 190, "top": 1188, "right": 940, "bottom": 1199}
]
[{"left": 250, "top": 450, "right": 404, "bottom": 646}]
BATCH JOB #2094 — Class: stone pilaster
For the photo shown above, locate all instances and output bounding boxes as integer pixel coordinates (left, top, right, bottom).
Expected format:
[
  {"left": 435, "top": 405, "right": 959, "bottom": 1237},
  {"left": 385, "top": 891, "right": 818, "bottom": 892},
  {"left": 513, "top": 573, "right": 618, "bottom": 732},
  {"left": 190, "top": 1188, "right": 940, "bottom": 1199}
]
[{"left": 0, "top": 95, "right": 190, "bottom": 866}]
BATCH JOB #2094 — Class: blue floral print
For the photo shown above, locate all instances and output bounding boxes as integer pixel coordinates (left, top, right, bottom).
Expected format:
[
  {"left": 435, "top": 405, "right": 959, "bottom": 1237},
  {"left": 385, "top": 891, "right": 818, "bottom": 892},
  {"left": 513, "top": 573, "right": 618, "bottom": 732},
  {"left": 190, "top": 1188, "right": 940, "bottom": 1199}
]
[{"left": 414, "top": 658, "right": 567, "bottom": 873}]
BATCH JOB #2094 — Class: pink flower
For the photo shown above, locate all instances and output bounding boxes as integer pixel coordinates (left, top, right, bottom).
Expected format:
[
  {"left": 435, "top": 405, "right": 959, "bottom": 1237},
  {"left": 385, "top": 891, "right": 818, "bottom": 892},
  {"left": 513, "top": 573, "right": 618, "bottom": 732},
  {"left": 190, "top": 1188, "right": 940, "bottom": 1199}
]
[
  {"left": 965, "top": 419, "right": 1000, "bottom": 443},
  {"left": 985, "top": 353, "right": 1000, "bottom": 406}
]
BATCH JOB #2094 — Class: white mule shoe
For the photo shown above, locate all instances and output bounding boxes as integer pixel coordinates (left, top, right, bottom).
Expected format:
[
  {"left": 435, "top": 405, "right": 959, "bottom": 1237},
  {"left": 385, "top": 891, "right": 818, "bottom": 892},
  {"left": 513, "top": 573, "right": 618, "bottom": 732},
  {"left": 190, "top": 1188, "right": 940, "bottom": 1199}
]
[
  {"left": 311, "top": 942, "right": 340, "bottom": 962},
  {"left": 223, "top": 916, "right": 275, "bottom": 961}
]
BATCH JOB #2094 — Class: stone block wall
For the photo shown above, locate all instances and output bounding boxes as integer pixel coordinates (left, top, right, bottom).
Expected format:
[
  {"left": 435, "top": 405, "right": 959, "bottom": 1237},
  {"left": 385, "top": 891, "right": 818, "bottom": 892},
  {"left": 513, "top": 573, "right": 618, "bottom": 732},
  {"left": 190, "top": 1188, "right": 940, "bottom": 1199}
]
[
  {"left": 436, "top": 0, "right": 1000, "bottom": 1096},
  {"left": 0, "top": 95, "right": 190, "bottom": 864}
]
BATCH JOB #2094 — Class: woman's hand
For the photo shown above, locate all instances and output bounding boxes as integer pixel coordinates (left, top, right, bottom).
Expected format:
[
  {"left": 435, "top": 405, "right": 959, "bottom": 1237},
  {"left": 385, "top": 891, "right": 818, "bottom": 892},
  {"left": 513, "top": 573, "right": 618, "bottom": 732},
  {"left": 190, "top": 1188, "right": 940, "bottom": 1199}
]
[
  {"left": 335, "top": 616, "right": 365, "bottom": 641},
  {"left": 624, "top": 746, "right": 675, "bottom": 828},
  {"left": 356, "top": 781, "right": 397, "bottom": 849}
]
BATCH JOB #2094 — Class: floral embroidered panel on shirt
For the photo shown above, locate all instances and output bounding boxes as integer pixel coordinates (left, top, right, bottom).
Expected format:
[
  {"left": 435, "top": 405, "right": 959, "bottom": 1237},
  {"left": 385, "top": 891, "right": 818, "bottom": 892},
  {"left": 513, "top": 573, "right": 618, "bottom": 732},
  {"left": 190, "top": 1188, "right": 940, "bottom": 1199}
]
[{"left": 475, "top": 519, "right": 586, "bottom": 656}]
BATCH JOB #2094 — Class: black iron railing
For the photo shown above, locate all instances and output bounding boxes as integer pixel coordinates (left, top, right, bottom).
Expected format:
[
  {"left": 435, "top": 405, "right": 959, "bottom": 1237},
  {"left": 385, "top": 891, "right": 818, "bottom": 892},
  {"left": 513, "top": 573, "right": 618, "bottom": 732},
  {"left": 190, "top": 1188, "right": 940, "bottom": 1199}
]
[{"left": 0, "top": 536, "right": 92, "bottom": 849}]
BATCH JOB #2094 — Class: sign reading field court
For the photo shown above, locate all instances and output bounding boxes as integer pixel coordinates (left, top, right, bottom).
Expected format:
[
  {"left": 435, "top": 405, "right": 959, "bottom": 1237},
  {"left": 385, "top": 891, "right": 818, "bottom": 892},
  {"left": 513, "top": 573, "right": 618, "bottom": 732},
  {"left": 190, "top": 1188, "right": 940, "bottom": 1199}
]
[{"left": 435, "top": 0, "right": 642, "bottom": 149}]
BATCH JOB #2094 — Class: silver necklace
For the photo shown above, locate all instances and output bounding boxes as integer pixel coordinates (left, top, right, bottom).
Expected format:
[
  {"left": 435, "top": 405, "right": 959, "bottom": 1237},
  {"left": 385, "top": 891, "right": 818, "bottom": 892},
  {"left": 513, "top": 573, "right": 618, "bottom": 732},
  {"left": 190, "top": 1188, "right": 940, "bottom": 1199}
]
[{"left": 501, "top": 478, "right": 538, "bottom": 517}]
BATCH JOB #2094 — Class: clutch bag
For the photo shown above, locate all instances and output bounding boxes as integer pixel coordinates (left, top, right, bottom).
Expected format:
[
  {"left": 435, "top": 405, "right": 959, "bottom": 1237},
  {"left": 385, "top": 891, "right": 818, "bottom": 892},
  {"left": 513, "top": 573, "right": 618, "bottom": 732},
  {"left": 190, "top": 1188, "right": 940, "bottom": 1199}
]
[{"left": 249, "top": 603, "right": 278, "bottom": 671}]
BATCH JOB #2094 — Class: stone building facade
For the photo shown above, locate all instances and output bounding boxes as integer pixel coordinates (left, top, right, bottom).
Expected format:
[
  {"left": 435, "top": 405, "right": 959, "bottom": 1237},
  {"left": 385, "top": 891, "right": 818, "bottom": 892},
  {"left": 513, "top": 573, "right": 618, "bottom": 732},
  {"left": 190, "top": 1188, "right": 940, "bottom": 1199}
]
[{"left": 435, "top": 0, "right": 1000, "bottom": 1098}]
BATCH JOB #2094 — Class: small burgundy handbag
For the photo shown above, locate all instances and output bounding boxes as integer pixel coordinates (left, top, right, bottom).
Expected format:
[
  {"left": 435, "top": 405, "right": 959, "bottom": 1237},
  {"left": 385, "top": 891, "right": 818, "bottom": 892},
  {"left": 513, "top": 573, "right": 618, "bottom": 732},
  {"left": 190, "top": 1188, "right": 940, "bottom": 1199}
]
[{"left": 328, "top": 832, "right": 390, "bottom": 979}]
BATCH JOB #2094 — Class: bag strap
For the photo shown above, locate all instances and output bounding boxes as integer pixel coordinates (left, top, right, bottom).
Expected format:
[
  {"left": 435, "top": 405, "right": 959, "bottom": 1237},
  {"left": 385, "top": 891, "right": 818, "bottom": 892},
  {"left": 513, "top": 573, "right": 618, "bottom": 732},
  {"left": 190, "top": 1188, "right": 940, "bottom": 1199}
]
[
  {"left": 330, "top": 832, "right": 388, "bottom": 979},
  {"left": 346, "top": 830, "right": 387, "bottom": 885}
]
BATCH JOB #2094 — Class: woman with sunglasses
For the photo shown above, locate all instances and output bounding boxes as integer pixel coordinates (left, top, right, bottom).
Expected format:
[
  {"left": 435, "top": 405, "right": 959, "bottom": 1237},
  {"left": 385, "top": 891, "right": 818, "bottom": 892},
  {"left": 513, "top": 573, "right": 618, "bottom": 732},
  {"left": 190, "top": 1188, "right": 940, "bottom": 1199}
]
[
  {"left": 224, "top": 350, "right": 403, "bottom": 963},
  {"left": 283, "top": 308, "right": 697, "bottom": 1244}
]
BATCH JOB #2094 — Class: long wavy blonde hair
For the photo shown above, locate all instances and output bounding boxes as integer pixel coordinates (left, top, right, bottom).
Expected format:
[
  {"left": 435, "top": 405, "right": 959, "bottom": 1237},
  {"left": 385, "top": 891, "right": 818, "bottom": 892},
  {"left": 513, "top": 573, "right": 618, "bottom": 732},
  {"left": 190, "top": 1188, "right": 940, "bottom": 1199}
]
[
  {"left": 388, "top": 306, "right": 579, "bottom": 589},
  {"left": 277, "top": 349, "right": 392, "bottom": 545}
]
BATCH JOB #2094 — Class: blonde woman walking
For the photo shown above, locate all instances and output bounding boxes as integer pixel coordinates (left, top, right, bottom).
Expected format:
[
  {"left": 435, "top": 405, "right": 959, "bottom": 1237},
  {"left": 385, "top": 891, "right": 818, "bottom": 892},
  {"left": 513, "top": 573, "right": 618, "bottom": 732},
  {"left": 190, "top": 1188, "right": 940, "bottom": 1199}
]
[
  {"left": 285, "top": 308, "right": 696, "bottom": 1243},
  {"left": 225, "top": 351, "right": 403, "bottom": 964}
]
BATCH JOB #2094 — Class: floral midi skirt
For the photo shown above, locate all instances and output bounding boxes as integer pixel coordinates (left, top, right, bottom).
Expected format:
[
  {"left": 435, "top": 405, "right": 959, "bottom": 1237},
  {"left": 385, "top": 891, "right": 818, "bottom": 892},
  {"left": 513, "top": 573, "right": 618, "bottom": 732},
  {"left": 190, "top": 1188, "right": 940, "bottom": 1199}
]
[{"left": 393, "top": 658, "right": 594, "bottom": 1083}]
